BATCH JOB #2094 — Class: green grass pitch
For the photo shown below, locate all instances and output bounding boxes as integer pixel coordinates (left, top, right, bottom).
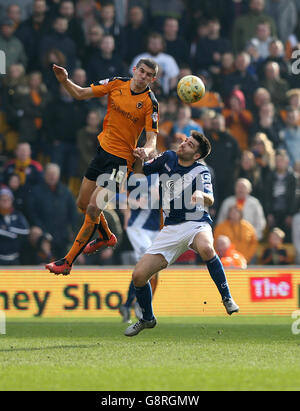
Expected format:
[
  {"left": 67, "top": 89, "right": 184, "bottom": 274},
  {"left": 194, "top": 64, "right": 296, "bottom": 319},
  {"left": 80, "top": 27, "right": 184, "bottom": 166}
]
[{"left": 0, "top": 316, "right": 300, "bottom": 391}]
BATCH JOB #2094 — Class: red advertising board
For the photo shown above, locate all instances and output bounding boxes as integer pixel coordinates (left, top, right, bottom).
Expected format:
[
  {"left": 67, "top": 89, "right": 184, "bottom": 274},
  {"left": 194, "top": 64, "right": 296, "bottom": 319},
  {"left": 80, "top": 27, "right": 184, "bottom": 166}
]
[{"left": 250, "top": 274, "right": 293, "bottom": 301}]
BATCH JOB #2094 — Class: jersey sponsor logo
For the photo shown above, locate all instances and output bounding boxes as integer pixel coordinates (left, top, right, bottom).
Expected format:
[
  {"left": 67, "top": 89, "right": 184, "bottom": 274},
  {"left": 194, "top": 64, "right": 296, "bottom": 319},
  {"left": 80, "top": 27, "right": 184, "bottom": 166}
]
[{"left": 111, "top": 100, "right": 139, "bottom": 124}]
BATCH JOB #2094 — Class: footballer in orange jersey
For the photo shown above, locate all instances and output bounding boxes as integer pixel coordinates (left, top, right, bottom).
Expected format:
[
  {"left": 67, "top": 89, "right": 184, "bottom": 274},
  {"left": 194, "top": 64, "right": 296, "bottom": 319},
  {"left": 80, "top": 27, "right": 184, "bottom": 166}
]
[{"left": 46, "top": 59, "right": 159, "bottom": 275}]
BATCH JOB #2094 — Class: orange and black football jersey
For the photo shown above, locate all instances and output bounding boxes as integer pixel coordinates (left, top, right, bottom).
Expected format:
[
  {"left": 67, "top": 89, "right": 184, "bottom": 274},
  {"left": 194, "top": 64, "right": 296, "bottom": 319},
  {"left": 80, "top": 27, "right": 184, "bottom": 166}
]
[{"left": 91, "top": 77, "right": 159, "bottom": 169}]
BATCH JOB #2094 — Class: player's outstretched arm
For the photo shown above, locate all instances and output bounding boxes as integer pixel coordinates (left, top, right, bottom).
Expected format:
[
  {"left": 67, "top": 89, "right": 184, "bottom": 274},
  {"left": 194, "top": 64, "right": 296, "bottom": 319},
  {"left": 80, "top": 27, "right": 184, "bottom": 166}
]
[{"left": 53, "top": 64, "right": 94, "bottom": 100}]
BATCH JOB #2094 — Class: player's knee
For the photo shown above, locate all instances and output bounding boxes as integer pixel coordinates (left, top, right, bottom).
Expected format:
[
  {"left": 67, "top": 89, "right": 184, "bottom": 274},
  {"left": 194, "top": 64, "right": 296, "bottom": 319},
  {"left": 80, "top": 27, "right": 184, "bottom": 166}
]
[
  {"left": 200, "top": 244, "right": 215, "bottom": 261},
  {"left": 86, "top": 204, "right": 100, "bottom": 221},
  {"left": 132, "top": 269, "right": 146, "bottom": 287}
]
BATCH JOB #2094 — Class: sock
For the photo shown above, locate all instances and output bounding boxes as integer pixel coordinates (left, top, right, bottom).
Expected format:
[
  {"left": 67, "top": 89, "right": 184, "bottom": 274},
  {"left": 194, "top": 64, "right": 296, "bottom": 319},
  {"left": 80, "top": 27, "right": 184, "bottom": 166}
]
[
  {"left": 206, "top": 255, "right": 231, "bottom": 300},
  {"left": 97, "top": 212, "right": 112, "bottom": 240},
  {"left": 124, "top": 280, "right": 136, "bottom": 308},
  {"left": 65, "top": 213, "right": 100, "bottom": 264},
  {"left": 134, "top": 282, "right": 154, "bottom": 321}
]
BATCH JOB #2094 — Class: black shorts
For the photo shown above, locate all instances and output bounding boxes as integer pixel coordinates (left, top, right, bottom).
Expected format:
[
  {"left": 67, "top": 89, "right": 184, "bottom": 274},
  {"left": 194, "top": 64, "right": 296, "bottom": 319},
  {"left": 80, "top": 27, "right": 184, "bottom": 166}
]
[{"left": 85, "top": 145, "right": 128, "bottom": 188}]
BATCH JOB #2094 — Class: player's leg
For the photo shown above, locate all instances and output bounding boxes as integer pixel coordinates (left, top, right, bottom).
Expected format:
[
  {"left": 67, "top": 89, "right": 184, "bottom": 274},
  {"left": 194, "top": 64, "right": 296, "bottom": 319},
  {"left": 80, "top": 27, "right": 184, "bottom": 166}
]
[
  {"left": 76, "top": 176, "right": 97, "bottom": 213},
  {"left": 191, "top": 230, "right": 239, "bottom": 315},
  {"left": 124, "top": 253, "right": 168, "bottom": 336},
  {"left": 77, "top": 178, "right": 116, "bottom": 255},
  {"left": 45, "top": 185, "right": 112, "bottom": 274}
]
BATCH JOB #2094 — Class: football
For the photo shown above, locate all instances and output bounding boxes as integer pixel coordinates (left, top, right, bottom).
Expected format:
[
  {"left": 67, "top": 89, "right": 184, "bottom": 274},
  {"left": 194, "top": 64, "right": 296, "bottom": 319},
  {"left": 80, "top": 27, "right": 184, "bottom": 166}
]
[{"left": 177, "top": 75, "right": 205, "bottom": 104}]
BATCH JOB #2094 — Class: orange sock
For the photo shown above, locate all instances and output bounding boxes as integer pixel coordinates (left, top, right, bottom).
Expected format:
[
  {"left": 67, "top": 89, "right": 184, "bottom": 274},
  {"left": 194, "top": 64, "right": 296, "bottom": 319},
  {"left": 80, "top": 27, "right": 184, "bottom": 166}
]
[
  {"left": 98, "top": 212, "right": 112, "bottom": 240},
  {"left": 65, "top": 213, "right": 100, "bottom": 264}
]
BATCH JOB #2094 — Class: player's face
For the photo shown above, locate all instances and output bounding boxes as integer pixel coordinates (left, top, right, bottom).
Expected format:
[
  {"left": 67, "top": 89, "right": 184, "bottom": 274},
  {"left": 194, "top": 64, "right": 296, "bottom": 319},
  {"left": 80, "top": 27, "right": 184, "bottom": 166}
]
[
  {"left": 176, "top": 137, "right": 201, "bottom": 161},
  {"left": 132, "top": 64, "right": 156, "bottom": 90}
]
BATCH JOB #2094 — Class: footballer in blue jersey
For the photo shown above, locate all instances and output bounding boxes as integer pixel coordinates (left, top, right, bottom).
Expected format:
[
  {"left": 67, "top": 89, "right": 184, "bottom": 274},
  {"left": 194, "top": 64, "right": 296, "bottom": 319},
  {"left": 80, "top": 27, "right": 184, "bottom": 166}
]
[
  {"left": 125, "top": 130, "right": 239, "bottom": 336},
  {"left": 119, "top": 174, "right": 161, "bottom": 322}
]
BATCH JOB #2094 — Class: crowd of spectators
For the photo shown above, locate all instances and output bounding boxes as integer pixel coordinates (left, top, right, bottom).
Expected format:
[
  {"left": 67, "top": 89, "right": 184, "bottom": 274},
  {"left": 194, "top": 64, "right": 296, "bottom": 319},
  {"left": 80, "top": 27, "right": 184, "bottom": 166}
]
[{"left": 1, "top": 0, "right": 300, "bottom": 266}]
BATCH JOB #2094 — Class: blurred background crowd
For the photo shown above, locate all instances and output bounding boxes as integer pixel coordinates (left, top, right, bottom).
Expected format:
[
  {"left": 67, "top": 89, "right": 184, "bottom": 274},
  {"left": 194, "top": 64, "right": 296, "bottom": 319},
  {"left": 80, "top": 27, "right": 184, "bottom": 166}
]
[{"left": 1, "top": 0, "right": 300, "bottom": 267}]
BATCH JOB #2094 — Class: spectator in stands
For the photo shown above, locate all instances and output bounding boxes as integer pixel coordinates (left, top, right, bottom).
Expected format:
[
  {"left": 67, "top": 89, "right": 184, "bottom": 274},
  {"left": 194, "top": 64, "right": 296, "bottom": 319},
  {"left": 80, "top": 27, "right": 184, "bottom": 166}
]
[
  {"left": 162, "top": 17, "right": 190, "bottom": 68},
  {"left": 251, "top": 87, "right": 271, "bottom": 120},
  {"left": 232, "top": 0, "right": 277, "bottom": 53},
  {"left": 123, "top": 6, "right": 148, "bottom": 65},
  {"left": 221, "top": 52, "right": 259, "bottom": 104},
  {"left": 264, "top": 149, "right": 297, "bottom": 241},
  {"left": 15, "top": 0, "right": 51, "bottom": 72},
  {"left": 251, "top": 102, "right": 282, "bottom": 148},
  {"left": 280, "top": 89, "right": 300, "bottom": 125},
  {"left": 6, "top": 4, "right": 22, "bottom": 30},
  {"left": 193, "top": 17, "right": 232, "bottom": 75},
  {"left": 76, "top": 110, "right": 101, "bottom": 178},
  {"left": 0, "top": 187, "right": 29, "bottom": 265},
  {"left": 0, "top": 17, "right": 27, "bottom": 70},
  {"left": 217, "top": 178, "right": 266, "bottom": 240},
  {"left": 261, "top": 61, "right": 289, "bottom": 110},
  {"left": 205, "top": 113, "right": 240, "bottom": 206},
  {"left": 130, "top": 32, "right": 180, "bottom": 96},
  {"left": 38, "top": 16, "right": 77, "bottom": 73},
  {"left": 2, "top": 142, "right": 43, "bottom": 187},
  {"left": 44, "top": 83, "right": 88, "bottom": 181},
  {"left": 265, "top": 0, "right": 297, "bottom": 44},
  {"left": 215, "top": 234, "right": 247, "bottom": 269},
  {"left": 258, "top": 39, "right": 290, "bottom": 81},
  {"left": 214, "top": 205, "right": 258, "bottom": 263},
  {"left": 0, "top": 0, "right": 33, "bottom": 22},
  {"left": 222, "top": 89, "right": 253, "bottom": 150},
  {"left": 247, "top": 20, "right": 274, "bottom": 60},
  {"left": 251, "top": 132, "right": 275, "bottom": 183},
  {"left": 96, "top": 0, "right": 124, "bottom": 53},
  {"left": 58, "top": 0, "right": 85, "bottom": 61},
  {"left": 237, "top": 150, "right": 264, "bottom": 204},
  {"left": 171, "top": 104, "right": 203, "bottom": 138},
  {"left": 20, "top": 226, "right": 54, "bottom": 265},
  {"left": 261, "top": 227, "right": 289, "bottom": 265},
  {"left": 278, "top": 108, "right": 300, "bottom": 166},
  {"left": 82, "top": 24, "right": 104, "bottom": 67},
  {"left": 41, "top": 48, "right": 66, "bottom": 97},
  {"left": 85, "top": 34, "right": 125, "bottom": 84},
  {"left": 11, "top": 71, "right": 50, "bottom": 156},
  {"left": 26, "top": 163, "right": 79, "bottom": 258},
  {"left": 6, "top": 173, "right": 29, "bottom": 220}
]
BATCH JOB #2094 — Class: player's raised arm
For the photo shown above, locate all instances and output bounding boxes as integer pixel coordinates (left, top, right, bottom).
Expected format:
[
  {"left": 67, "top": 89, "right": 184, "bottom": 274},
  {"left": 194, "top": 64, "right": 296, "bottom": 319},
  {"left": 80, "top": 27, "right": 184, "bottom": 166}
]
[{"left": 53, "top": 64, "right": 94, "bottom": 100}]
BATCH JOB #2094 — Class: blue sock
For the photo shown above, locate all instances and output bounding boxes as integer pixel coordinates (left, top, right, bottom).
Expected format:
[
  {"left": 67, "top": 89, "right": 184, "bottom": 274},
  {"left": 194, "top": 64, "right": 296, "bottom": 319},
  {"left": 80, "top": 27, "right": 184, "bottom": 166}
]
[
  {"left": 206, "top": 255, "right": 231, "bottom": 300},
  {"left": 124, "top": 280, "right": 136, "bottom": 308},
  {"left": 134, "top": 282, "right": 154, "bottom": 321}
]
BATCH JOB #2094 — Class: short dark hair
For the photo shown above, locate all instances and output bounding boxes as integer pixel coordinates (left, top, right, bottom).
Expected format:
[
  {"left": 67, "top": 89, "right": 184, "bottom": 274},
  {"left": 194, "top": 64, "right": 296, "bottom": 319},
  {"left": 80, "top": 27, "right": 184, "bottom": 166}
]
[
  {"left": 136, "top": 58, "right": 159, "bottom": 77},
  {"left": 191, "top": 130, "right": 211, "bottom": 160}
]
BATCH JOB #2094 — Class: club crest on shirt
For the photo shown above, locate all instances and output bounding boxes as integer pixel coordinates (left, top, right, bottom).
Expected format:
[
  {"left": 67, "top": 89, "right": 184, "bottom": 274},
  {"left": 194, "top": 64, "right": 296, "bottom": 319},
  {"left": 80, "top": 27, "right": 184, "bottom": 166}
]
[{"left": 136, "top": 101, "right": 143, "bottom": 109}]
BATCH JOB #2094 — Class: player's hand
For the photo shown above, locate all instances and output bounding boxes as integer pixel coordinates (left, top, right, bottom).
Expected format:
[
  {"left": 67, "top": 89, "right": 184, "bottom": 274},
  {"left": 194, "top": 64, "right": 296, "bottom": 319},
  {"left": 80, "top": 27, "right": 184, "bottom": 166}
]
[
  {"left": 53, "top": 64, "right": 68, "bottom": 83},
  {"left": 191, "top": 190, "right": 204, "bottom": 205},
  {"left": 133, "top": 148, "right": 148, "bottom": 161}
]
